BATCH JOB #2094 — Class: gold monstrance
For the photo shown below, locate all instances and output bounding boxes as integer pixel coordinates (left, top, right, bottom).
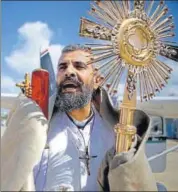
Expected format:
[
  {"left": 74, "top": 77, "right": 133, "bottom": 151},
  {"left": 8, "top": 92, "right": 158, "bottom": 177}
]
[{"left": 79, "top": 0, "right": 178, "bottom": 153}]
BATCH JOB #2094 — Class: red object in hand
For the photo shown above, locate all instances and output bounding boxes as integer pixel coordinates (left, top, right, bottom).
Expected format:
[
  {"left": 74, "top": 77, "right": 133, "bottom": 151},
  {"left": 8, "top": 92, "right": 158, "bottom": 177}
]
[{"left": 31, "top": 69, "right": 49, "bottom": 119}]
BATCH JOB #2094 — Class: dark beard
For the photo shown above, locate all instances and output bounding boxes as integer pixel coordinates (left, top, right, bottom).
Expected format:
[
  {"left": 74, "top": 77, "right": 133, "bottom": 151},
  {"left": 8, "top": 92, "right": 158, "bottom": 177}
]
[{"left": 54, "top": 77, "right": 93, "bottom": 113}]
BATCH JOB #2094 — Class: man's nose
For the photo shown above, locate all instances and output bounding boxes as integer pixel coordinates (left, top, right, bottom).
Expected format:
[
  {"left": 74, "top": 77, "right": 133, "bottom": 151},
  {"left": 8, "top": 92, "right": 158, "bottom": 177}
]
[{"left": 65, "top": 65, "right": 76, "bottom": 78}]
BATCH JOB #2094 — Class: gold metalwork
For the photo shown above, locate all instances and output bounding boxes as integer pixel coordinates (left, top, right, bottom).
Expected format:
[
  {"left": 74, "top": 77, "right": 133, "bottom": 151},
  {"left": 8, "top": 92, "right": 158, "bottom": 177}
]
[
  {"left": 16, "top": 73, "right": 32, "bottom": 98},
  {"left": 115, "top": 70, "right": 137, "bottom": 152},
  {"left": 117, "top": 18, "right": 155, "bottom": 66},
  {"left": 79, "top": 0, "right": 177, "bottom": 153},
  {"left": 79, "top": 17, "right": 112, "bottom": 41}
]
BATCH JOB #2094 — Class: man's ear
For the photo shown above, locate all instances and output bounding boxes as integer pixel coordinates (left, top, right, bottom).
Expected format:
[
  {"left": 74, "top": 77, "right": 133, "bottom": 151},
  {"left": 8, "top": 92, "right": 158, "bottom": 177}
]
[{"left": 93, "top": 71, "right": 104, "bottom": 90}]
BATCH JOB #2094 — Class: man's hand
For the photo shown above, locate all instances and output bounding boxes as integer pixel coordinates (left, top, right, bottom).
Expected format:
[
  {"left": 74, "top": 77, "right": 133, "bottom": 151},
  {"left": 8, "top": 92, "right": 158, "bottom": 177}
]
[
  {"left": 97, "top": 135, "right": 139, "bottom": 191},
  {"left": 97, "top": 135, "right": 157, "bottom": 191},
  {"left": 1, "top": 94, "right": 48, "bottom": 191},
  {"left": 109, "top": 135, "right": 138, "bottom": 170}
]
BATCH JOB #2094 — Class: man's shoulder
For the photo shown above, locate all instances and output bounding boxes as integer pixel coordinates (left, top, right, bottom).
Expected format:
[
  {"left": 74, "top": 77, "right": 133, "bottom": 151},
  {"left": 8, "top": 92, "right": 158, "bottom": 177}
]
[
  {"left": 93, "top": 87, "right": 119, "bottom": 127},
  {"left": 48, "top": 112, "right": 68, "bottom": 133},
  {"left": 49, "top": 92, "right": 57, "bottom": 120}
]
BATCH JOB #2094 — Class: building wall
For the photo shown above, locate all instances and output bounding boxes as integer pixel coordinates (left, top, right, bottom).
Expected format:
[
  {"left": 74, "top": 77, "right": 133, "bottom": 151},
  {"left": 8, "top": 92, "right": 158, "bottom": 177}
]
[{"left": 166, "top": 118, "right": 178, "bottom": 139}]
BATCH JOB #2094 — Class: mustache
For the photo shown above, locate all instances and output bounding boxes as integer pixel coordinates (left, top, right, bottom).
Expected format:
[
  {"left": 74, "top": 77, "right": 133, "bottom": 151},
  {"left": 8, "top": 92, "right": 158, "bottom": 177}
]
[{"left": 58, "top": 76, "right": 83, "bottom": 89}]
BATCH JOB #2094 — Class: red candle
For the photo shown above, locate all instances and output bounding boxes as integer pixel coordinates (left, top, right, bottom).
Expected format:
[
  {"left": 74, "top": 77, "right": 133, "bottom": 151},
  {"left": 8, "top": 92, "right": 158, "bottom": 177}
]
[{"left": 31, "top": 69, "right": 49, "bottom": 119}]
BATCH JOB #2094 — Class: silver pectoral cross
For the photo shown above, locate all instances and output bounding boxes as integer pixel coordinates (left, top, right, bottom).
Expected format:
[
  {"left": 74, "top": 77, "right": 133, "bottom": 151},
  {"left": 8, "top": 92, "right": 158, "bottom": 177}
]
[{"left": 79, "top": 146, "right": 97, "bottom": 175}]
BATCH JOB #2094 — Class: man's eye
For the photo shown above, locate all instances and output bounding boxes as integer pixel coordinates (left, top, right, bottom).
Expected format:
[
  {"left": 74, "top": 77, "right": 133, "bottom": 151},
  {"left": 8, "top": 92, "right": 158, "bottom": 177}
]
[
  {"left": 75, "top": 62, "right": 87, "bottom": 69},
  {"left": 76, "top": 65, "right": 85, "bottom": 69},
  {"left": 58, "top": 65, "right": 67, "bottom": 70}
]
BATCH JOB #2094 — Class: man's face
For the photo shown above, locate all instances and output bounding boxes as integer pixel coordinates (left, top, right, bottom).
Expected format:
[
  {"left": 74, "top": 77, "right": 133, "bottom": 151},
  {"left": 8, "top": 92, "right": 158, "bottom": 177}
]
[
  {"left": 55, "top": 50, "right": 96, "bottom": 112},
  {"left": 57, "top": 50, "right": 94, "bottom": 93}
]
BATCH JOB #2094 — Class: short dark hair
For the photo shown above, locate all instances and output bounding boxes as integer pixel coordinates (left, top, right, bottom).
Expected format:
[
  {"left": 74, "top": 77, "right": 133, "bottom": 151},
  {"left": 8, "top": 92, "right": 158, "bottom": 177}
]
[
  {"left": 59, "top": 44, "right": 94, "bottom": 68},
  {"left": 61, "top": 44, "right": 91, "bottom": 54}
]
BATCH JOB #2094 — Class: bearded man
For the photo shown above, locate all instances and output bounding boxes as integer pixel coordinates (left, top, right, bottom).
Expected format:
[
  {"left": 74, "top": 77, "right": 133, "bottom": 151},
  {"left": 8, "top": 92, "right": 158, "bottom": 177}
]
[{"left": 1, "top": 44, "right": 157, "bottom": 191}]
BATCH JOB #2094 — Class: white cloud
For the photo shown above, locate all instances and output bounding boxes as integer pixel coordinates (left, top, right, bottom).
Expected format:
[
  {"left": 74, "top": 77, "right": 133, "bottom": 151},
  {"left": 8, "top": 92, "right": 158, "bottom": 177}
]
[
  {"left": 5, "top": 21, "right": 63, "bottom": 75},
  {"left": 161, "top": 85, "right": 178, "bottom": 96},
  {"left": 1, "top": 76, "right": 20, "bottom": 93}
]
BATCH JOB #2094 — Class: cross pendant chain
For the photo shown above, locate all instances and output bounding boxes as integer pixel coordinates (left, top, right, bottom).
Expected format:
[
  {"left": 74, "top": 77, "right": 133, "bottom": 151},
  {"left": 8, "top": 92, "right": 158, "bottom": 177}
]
[{"left": 79, "top": 146, "right": 97, "bottom": 176}]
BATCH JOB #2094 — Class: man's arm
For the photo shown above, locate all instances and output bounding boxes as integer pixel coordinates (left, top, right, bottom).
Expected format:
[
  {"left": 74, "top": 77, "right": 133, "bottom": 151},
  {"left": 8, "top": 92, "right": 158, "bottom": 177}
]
[
  {"left": 97, "top": 110, "right": 158, "bottom": 191},
  {"left": 1, "top": 95, "right": 48, "bottom": 191}
]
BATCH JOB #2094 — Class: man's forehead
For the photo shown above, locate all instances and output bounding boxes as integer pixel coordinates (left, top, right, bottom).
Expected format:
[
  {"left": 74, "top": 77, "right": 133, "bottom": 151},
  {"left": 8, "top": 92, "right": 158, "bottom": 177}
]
[{"left": 59, "top": 50, "right": 92, "bottom": 62}]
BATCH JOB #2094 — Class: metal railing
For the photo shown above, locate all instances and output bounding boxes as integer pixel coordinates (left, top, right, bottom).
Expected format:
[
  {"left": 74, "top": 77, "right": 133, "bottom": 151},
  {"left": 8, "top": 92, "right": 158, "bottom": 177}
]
[{"left": 148, "top": 144, "right": 178, "bottom": 162}]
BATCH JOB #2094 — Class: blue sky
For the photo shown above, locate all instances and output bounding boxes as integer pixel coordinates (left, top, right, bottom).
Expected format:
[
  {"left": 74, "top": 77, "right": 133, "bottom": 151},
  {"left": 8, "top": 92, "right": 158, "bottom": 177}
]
[{"left": 1, "top": 1, "right": 178, "bottom": 96}]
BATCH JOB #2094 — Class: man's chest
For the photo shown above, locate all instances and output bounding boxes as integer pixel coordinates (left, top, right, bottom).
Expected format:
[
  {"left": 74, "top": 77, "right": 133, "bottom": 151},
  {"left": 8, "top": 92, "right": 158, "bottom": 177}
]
[{"left": 34, "top": 112, "right": 115, "bottom": 191}]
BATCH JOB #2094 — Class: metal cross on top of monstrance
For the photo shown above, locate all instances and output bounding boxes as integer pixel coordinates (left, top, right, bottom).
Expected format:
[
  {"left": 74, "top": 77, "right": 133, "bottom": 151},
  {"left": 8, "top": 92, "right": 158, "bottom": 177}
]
[{"left": 79, "top": 0, "right": 178, "bottom": 153}]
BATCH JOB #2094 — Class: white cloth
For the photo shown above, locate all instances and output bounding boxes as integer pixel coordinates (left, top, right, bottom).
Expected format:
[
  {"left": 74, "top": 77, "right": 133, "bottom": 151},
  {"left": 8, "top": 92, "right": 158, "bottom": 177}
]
[
  {"left": 34, "top": 107, "right": 115, "bottom": 191},
  {"left": 1, "top": 95, "right": 48, "bottom": 191}
]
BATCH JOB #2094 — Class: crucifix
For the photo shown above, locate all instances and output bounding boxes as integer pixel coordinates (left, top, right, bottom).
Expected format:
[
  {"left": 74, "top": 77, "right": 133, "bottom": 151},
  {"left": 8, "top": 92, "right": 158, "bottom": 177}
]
[{"left": 79, "top": 146, "right": 97, "bottom": 176}]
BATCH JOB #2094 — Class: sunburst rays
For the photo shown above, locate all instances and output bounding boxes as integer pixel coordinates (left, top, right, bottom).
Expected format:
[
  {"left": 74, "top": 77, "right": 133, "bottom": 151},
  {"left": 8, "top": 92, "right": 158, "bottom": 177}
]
[{"left": 79, "top": 0, "right": 177, "bottom": 101}]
